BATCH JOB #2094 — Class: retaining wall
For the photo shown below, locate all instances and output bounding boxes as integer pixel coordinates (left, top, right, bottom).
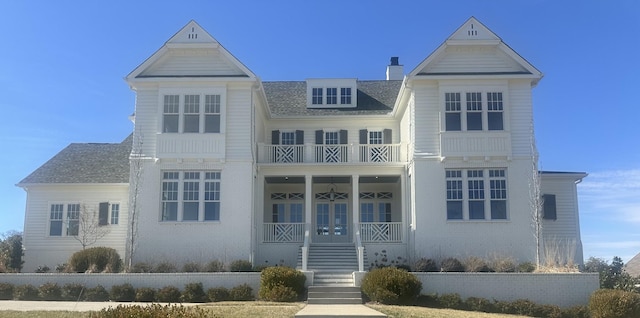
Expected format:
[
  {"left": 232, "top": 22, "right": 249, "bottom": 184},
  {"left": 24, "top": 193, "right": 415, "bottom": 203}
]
[{"left": 414, "top": 272, "right": 599, "bottom": 308}]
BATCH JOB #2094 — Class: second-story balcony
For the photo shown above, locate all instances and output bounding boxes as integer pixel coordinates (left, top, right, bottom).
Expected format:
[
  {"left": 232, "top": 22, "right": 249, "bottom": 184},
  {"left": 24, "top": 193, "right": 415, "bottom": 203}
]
[{"left": 258, "top": 143, "right": 406, "bottom": 164}]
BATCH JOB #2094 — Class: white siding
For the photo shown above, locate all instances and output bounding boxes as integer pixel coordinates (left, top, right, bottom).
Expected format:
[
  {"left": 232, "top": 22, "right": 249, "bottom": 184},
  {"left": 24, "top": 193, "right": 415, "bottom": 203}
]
[
  {"left": 22, "top": 184, "right": 129, "bottom": 272},
  {"left": 133, "top": 87, "right": 159, "bottom": 157},
  {"left": 508, "top": 80, "right": 534, "bottom": 158},
  {"left": 423, "top": 46, "right": 527, "bottom": 74},
  {"left": 410, "top": 81, "right": 440, "bottom": 156},
  {"left": 226, "top": 86, "right": 253, "bottom": 160},
  {"left": 140, "top": 50, "right": 245, "bottom": 77}
]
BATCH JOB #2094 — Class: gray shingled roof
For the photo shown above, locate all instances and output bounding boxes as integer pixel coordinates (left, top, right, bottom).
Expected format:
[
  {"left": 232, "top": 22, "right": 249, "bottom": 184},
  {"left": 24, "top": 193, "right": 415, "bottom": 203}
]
[
  {"left": 263, "top": 80, "right": 402, "bottom": 117},
  {"left": 625, "top": 252, "right": 640, "bottom": 278},
  {"left": 18, "top": 135, "right": 132, "bottom": 185}
]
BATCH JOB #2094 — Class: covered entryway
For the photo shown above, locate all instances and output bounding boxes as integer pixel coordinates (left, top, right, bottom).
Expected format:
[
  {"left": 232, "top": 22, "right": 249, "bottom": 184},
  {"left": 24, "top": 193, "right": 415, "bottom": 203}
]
[{"left": 314, "top": 202, "right": 350, "bottom": 243}]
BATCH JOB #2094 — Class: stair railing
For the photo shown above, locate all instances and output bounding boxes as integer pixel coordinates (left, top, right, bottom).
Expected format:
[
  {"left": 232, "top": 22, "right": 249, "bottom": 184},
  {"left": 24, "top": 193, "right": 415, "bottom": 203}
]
[
  {"left": 301, "top": 223, "right": 310, "bottom": 271},
  {"left": 355, "top": 222, "right": 364, "bottom": 272}
]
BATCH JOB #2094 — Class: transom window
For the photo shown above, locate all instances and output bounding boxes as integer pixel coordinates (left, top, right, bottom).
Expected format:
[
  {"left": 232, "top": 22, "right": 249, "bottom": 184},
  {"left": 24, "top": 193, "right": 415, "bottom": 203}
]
[
  {"left": 444, "top": 91, "right": 504, "bottom": 131},
  {"left": 446, "top": 169, "right": 508, "bottom": 220},
  {"left": 162, "top": 93, "right": 222, "bottom": 133},
  {"left": 161, "top": 171, "right": 221, "bottom": 222}
]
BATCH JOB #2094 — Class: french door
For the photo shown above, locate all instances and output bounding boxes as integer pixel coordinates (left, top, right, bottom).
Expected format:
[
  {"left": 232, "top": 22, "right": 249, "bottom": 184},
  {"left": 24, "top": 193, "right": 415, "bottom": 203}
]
[{"left": 314, "top": 202, "right": 350, "bottom": 243}]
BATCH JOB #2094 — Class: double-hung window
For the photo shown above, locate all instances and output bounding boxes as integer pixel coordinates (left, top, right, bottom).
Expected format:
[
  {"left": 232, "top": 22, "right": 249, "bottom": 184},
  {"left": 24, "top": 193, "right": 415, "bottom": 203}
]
[
  {"left": 161, "top": 171, "right": 221, "bottom": 222},
  {"left": 446, "top": 169, "right": 508, "bottom": 220},
  {"left": 466, "top": 93, "right": 483, "bottom": 131},
  {"left": 162, "top": 93, "right": 222, "bottom": 133},
  {"left": 445, "top": 93, "right": 462, "bottom": 131},
  {"left": 49, "top": 203, "right": 80, "bottom": 236},
  {"left": 487, "top": 92, "right": 504, "bottom": 130}
]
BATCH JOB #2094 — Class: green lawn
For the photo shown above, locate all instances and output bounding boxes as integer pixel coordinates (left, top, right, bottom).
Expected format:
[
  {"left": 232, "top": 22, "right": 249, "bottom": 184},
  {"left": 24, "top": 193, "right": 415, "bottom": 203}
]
[{"left": 0, "top": 302, "right": 533, "bottom": 318}]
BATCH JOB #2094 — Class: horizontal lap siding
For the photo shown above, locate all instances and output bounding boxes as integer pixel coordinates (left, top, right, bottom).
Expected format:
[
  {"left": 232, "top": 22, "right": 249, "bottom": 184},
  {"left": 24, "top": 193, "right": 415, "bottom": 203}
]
[
  {"left": 23, "top": 185, "right": 129, "bottom": 272},
  {"left": 541, "top": 179, "right": 580, "bottom": 238},
  {"left": 412, "top": 83, "right": 440, "bottom": 155},
  {"left": 509, "top": 80, "right": 534, "bottom": 158},
  {"left": 426, "top": 48, "right": 525, "bottom": 74},
  {"left": 143, "top": 53, "right": 244, "bottom": 76},
  {"left": 134, "top": 88, "right": 159, "bottom": 156},
  {"left": 226, "top": 88, "right": 252, "bottom": 160}
]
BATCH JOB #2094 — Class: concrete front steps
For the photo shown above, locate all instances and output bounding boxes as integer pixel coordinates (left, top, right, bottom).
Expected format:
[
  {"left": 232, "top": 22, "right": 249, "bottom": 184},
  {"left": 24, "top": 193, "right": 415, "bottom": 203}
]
[{"left": 307, "top": 286, "right": 362, "bottom": 304}]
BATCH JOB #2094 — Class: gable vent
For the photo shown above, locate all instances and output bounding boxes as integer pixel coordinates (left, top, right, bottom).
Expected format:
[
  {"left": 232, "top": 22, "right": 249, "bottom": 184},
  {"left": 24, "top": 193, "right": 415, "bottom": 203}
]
[
  {"left": 188, "top": 27, "right": 198, "bottom": 40},
  {"left": 467, "top": 23, "right": 478, "bottom": 37}
]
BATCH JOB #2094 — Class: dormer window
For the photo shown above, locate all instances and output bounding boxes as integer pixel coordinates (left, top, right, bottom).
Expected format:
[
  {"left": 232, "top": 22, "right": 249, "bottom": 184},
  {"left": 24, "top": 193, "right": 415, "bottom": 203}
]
[{"left": 307, "top": 79, "right": 357, "bottom": 108}]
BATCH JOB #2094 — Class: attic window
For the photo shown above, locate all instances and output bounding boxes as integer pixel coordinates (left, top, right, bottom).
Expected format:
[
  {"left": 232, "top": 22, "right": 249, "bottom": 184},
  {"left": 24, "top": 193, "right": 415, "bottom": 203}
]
[{"left": 306, "top": 79, "right": 357, "bottom": 108}]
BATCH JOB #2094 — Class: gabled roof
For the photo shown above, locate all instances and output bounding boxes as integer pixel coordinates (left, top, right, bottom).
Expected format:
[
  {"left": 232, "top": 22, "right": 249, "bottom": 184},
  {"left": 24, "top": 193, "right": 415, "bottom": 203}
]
[
  {"left": 17, "top": 135, "right": 132, "bottom": 185},
  {"left": 624, "top": 252, "right": 640, "bottom": 277},
  {"left": 126, "top": 20, "right": 256, "bottom": 81},
  {"left": 263, "top": 80, "right": 402, "bottom": 117},
  {"left": 408, "top": 17, "right": 542, "bottom": 83}
]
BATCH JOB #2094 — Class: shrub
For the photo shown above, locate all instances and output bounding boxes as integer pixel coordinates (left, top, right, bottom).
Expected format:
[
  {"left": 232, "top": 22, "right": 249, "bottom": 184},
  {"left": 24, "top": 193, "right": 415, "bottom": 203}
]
[
  {"left": 589, "top": 289, "right": 640, "bottom": 318},
  {"left": 204, "top": 260, "right": 225, "bottom": 272},
  {"left": 35, "top": 265, "right": 50, "bottom": 273},
  {"left": 62, "top": 283, "right": 85, "bottom": 301},
  {"left": 440, "top": 257, "right": 465, "bottom": 272},
  {"left": 156, "top": 285, "right": 181, "bottom": 302},
  {"left": 464, "top": 296, "right": 495, "bottom": 312},
  {"left": 413, "top": 258, "right": 438, "bottom": 272},
  {"left": 181, "top": 282, "right": 207, "bottom": 303},
  {"left": 153, "top": 262, "right": 178, "bottom": 273},
  {"left": 182, "top": 262, "right": 201, "bottom": 273},
  {"left": 92, "top": 304, "right": 209, "bottom": 318},
  {"left": 131, "top": 262, "right": 153, "bottom": 273},
  {"left": 361, "top": 267, "right": 422, "bottom": 305},
  {"left": 68, "top": 247, "right": 122, "bottom": 273},
  {"left": 0, "top": 283, "right": 14, "bottom": 300},
  {"left": 259, "top": 266, "right": 306, "bottom": 302},
  {"left": 438, "top": 293, "right": 464, "bottom": 309},
  {"left": 55, "top": 263, "right": 68, "bottom": 273},
  {"left": 489, "top": 255, "right": 516, "bottom": 272},
  {"left": 463, "top": 256, "right": 492, "bottom": 272},
  {"left": 229, "top": 283, "right": 254, "bottom": 300},
  {"left": 517, "top": 262, "right": 536, "bottom": 272},
  {"left": 229, "top": 259, "right": 253, "bottom": 272},
  {"left": 207, "top": 287, "right": 229, "bottom": 302},
  {"left": 13, "top": 284, "right": 39, "bottom": 300},
  {"left": 38, "top": 282, "right": 62, "bottom": 300},
  {"left": 562, "top": 305, "right": 590, "bottom": 318},
  {"left": 135, "top": 288, "right": 156, "bottom": 302},
  {"left": 109, "top": 283, "right": 135, "bottom": 302},
  {"left": 85, "top": 285, "right": 109, "bottom": 301}
]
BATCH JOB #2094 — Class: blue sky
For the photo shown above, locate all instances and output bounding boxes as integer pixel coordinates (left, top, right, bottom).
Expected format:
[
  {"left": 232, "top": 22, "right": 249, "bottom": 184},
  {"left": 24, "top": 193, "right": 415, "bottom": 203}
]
[{"left": 1, "top": 1, "right": 638, "bottom": 263}]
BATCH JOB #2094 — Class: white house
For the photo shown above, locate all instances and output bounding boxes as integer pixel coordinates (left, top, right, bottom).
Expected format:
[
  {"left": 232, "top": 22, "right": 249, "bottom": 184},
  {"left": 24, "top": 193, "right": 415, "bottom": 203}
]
[{"left": 18, "top": 17, "right": 586, "bottom": 273}]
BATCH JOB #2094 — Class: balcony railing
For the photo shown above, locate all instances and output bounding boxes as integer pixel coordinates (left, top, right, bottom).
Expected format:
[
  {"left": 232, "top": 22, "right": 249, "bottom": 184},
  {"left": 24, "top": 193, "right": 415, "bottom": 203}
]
[
  {"left": 358, "top": 222, "right": 402, "bottom": 242},
  {"left": 258, "top": 143, "right": 405, "bottom": 164},
  {"left": 263, "top": 223, "right": 305, "bottom": 243}
]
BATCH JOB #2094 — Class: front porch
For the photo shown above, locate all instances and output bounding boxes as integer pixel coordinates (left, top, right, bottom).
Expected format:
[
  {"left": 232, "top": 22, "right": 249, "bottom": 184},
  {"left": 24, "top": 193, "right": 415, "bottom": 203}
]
[{"left": 255, "top": 173, "right": 408, "bottom": 272}]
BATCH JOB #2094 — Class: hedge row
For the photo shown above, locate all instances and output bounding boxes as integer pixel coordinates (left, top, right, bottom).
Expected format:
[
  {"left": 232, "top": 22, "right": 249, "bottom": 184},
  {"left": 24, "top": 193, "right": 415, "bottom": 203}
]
[{"left": 0, "top": 282, "right": 253, "bottom": 302}]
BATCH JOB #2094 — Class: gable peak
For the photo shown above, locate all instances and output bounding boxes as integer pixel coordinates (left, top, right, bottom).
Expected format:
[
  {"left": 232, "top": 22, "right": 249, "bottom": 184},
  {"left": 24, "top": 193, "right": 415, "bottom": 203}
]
[
  {"left": 448, "top": 17, "right": 501, "bottom": 42},
  {"left": 167, "top": 20, "right": 217, "bottom": 45}
]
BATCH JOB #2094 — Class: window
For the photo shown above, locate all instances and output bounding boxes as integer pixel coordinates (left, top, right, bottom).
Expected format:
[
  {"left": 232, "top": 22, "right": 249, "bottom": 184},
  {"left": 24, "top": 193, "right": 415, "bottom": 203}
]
[
  {"left": 466, "top": 92, "right": 483, "bottom": 131},
  {"left": 341, "top": 88, "right": 352, "bottom": 104},
  {"left": 163, "top": 95, "right": 179, "bottom": 133},
  {"left": 281, "top": 132, "right": 295, "bottom": 145},
  {"left": 49, "top": 204, "right": 64, "bottom": 236},
  {"left": 369, "top": 131, "right": 383, "bottom": 145},
  {"left": 183, "top": 172, "right": 200, "bottom": 221},
  {"left": 270, "top": 192, "right": 304, "bottom": 223},
  {"left": 445, "top": 93, "right": 461, "bottom": 131},
  {"left": 444, "top": 91, "right": 504, "bottom": 131},
  {"left": 162, "top": 171, "right": 221, "bottom": 222},
  {"left": 66, "top": 204, "right": 80, "bottom": 236},
  {"left": 204, "top": 172, "right": 221, "bottom": 221},
  {"left": 359, "top": 192, "right": 393, "bottom": 222},
  {"left": 325, "top": 131, "right": 339, "bottom": 145},
  {"left": 162, "top": 93, "right": 222, "bottom": 133},
  {"left": 326, "top": 88, "right": 337, "bottom": 104},
  {"left": 360, "top": 202, "right": 374, "bottom": 222},
  {"left": 542, "top": 194, "right": 557, "bottom": 220},
  {"left": 446, "top": 169, "right": 508, "bottom": 220},
  {"left": 161, "top": 172, "right": 179, "bottom": 221},
  {"left": 487, "top": 92, "right": 504, "bottom": 130},
  {"left": 312, "top": 88, "right": 323, "bottom": 104},
  {"left": 111, "top": 204, "right": 120, "bottom": 225}
]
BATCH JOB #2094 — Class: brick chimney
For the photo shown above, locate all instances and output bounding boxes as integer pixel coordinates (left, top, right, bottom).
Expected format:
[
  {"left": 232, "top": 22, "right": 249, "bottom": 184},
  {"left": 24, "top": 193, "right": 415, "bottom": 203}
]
[{"left": 386, "top": 57, "right": 403, "bottom": 80}]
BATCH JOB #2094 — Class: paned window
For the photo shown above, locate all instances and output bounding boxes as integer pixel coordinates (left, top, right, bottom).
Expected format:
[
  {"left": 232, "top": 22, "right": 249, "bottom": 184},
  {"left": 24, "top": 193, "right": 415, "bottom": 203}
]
[
  {"left": 359, "top": 192, "right": 393, "bottom": 222},
  {"left": 49, "top": 204, "right": 64, "bottom": 236},
  {"left": 163, "top": 95, "right": 179, "bottom": 133},
  {"left": 326, "top": 88, "right": 337, "bottom": 104},
  {"left": 378, "top": 203, "right": 392, "bottom": 222},
  {"left": 312, "top": 88, "right": 323, "bottom": 104},
  {"left": 161, "top": 171, "right": 221, "bottom": 222},
  {"left": 446, "top": 170, "right": 463, "bottom": 219},
  {"left": 325, "top": 131, "right": 339, "bottom": 145},
  {"left": 445, "top": 93, "right": 462, "bottom": 131},
  {"left": 487, "top": 92, "right": 504, "bottom": 130},
  {"left": 111, "top": 204, "right": 120, "bottom": 225},
  {"left": 340, "top": 88, "right": 352, "bottom": 104},
  {"left": 369, "top": 131, "right": 383, "bottom": 145},
  {"left": 446, "top": 169, "right": 508, "bottom": 220},
  {"left": 281, "top": 132, "right": 295, "bottom": 145},
  {"left": 269, "top": 192, "right": 304, "bottom": 223},
  {"left": 162, "top": 93, "right": 222, "bottom": 133},
  {"left": 466, "top": 92, "right": 483, "bottom": 131},
  {"left": 66, "top": 204, "right": 80, "bottom": 236},
  {"left": 360, "top": 203, "right": 374, "bottom": 222}
]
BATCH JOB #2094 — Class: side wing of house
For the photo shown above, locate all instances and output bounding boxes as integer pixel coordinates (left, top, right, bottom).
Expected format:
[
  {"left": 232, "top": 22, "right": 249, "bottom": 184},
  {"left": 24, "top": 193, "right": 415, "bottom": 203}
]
[
  {"left": 17, "top": 138, "right": 131, "bottom": 272},
  {"left": 125, "top": 21, "right": 261, "bottom": 266}
]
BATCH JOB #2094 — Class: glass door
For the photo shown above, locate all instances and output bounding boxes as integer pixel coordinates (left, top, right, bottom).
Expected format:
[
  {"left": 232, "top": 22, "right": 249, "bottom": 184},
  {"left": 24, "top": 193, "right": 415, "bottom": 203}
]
[{"left": 314, "top": 202, "right": 350, "bottom": 243}]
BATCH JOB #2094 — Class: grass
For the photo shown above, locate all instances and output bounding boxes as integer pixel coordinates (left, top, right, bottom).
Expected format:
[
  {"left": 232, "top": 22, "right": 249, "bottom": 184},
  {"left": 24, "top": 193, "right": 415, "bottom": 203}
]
[{"left": 0, "top": 302, "right": 534, "bottom": 318}]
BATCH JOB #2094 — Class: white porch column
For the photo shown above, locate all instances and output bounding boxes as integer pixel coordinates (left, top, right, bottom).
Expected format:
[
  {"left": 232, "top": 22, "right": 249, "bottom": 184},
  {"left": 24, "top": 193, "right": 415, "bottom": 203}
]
[
  {"left": 305, "top": 174, "right": 312, "bottom": 232},
  {"left": 351, "top": 174, "right": 359, "bottom": 236}
]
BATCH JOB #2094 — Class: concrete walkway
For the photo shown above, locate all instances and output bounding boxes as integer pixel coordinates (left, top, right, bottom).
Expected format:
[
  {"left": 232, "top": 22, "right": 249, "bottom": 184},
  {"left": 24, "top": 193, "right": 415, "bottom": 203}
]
[{"left": 295, "top": 304, "right": 386, "bottom": 318}]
